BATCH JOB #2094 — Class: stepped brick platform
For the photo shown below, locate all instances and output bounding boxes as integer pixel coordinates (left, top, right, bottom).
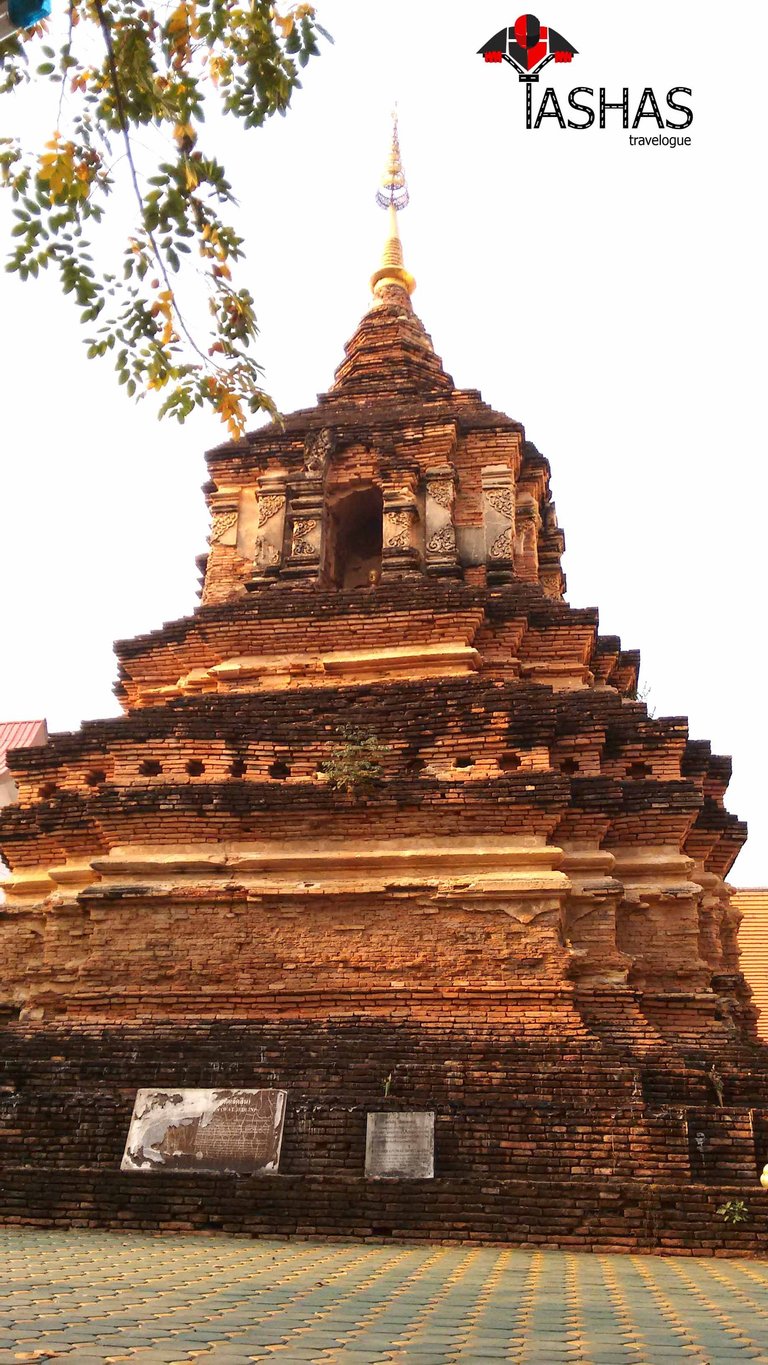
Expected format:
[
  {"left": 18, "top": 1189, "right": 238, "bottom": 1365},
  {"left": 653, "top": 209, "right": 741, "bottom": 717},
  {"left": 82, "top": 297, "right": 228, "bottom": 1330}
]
[{"left": 1, "top": 155, "right": 766, "bottom": 1252}]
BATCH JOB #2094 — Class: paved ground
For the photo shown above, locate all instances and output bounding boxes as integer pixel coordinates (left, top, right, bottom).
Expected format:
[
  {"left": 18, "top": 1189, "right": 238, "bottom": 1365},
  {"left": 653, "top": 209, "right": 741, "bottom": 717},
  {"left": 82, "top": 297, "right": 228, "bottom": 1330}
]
[{"left": 1, "top": 1231, "right": 768, "bottom": 1363}]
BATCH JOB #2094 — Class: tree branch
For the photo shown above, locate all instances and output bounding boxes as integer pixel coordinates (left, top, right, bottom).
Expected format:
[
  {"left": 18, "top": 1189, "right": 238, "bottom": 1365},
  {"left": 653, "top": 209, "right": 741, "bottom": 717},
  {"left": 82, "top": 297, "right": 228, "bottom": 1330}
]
[{"left": 92, "top": 0, "right": 219, "bottom": 372}]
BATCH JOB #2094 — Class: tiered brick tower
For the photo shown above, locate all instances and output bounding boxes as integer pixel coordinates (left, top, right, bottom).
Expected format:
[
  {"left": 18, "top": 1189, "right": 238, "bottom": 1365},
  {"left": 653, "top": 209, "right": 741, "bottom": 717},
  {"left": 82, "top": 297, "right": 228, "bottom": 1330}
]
[{"left": 1, "top": 130, "right": 767, "bottom": 1251}]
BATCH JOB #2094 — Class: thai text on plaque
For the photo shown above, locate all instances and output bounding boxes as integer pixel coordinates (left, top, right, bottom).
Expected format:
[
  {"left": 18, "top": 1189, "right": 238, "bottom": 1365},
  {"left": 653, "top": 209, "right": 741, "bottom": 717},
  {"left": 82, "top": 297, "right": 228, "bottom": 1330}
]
[
  {"left": 365, "top": 1111, "right": 435, "bottom": 1180},
  {"left": 121, "top": 1088, "right": 287, "bottom": 1175}
]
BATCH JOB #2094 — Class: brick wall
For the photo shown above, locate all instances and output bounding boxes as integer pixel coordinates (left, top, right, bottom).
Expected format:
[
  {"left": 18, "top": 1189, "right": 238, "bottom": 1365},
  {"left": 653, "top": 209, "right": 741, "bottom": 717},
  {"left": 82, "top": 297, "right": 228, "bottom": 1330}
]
[{"left": 1, "top": 1015, "right": 767, "bottom": 1253}]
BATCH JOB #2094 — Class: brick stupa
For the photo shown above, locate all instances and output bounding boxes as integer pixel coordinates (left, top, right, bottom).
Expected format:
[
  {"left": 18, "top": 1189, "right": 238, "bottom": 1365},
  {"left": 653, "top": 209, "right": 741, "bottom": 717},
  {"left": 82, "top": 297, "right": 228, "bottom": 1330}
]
[{"left": 1, "top": 131, "right": 767, "bottom": 1251}]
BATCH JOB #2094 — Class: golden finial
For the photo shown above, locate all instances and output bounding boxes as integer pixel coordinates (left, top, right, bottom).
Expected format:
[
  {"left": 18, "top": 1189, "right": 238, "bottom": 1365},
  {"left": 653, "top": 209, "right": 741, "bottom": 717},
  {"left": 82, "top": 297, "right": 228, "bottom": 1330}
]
[
  {"left": 376, "top": 108, "right": 409, "bottom": 212},
  {"left": 370, "top": 108, "right": 415, "bottom": 302}
]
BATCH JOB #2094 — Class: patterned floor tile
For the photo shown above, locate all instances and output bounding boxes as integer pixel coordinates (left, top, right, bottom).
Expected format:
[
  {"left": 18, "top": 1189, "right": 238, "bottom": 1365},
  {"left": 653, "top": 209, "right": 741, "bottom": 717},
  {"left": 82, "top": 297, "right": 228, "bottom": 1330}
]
[{"left": 0, "top": 1231, "right": 767, "bottom": 1363}]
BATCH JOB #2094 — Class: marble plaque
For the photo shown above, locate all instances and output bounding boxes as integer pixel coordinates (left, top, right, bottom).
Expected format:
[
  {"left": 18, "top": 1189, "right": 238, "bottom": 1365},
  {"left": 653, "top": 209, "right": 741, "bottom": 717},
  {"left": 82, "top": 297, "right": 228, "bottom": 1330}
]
[
  {"left": 365, "top": 1111, "right": 435, "bottom": 1180},
  {"left": 121, "top": 1088, "right": 287, "bottom": 1175}
]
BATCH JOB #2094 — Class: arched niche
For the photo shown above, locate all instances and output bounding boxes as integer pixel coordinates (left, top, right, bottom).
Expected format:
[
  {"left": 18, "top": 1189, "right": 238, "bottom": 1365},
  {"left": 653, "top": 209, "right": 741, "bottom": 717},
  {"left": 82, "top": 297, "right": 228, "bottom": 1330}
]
[{"left": 326, "top": 485, "right": 384, "bottom": 589}]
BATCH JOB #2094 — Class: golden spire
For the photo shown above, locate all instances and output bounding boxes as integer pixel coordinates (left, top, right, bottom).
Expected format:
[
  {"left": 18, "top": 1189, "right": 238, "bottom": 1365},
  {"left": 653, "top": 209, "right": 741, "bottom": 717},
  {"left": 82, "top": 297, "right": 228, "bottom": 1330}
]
[{"left": 370, "top": 109, "right": 416, "bottom": 302}]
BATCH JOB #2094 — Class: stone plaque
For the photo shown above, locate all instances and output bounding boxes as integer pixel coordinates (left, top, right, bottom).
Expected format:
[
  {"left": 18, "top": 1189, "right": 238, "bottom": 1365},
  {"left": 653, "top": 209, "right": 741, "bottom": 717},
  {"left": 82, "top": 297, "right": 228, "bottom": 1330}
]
[
  {"left": 121, "top": 1088, "right": 287, "bottom": 1176},
  {"left": 365, "top": 1111, "right": 435, "bottom": 1180}
]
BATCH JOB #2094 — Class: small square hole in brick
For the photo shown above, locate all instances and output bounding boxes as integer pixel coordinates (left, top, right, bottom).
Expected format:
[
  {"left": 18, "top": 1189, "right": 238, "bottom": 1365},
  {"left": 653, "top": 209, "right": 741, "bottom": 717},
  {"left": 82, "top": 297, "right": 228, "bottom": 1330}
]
[
  {"left": 499, "top": 752, "right": 521, "bottom": 771},
  {"left": 186, "top": 760, "right": 206, "bottom": 777},
  {"left": 627, "top": 761, "right": 652, "bottom": 778},
  {"left": 269, "top": 760, "right": 291, "bottom": 780}
]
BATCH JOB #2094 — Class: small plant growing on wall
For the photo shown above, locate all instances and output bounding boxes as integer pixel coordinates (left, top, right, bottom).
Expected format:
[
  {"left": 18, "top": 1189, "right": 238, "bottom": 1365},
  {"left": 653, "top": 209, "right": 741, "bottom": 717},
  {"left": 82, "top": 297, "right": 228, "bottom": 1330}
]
[
  {"left": 628, "top": 678, "right": 657, "bottom": 718},
  {"left": 319, "top": 728, "right": 388, "bottom": 796},
  {"left": 717, "top": 1199, "right": 749, "bottom": 1225}
]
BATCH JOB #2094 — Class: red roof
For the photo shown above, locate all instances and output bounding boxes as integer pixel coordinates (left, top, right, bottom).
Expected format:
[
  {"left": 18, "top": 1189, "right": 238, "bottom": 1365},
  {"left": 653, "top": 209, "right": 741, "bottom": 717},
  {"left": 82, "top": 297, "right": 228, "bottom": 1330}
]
[{"left": 0, "top": 720, "right": 48, "bottom": 777}]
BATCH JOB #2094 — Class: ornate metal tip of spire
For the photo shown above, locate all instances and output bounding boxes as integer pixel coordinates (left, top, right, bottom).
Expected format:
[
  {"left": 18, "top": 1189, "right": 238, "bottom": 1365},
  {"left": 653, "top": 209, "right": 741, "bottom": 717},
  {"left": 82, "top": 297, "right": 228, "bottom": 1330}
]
[
  {"left": 376, "top": 109, "right": 409, "bottom": 212},
  {"left": 370, "top": 106, "right": 415, "bottom": 303}
]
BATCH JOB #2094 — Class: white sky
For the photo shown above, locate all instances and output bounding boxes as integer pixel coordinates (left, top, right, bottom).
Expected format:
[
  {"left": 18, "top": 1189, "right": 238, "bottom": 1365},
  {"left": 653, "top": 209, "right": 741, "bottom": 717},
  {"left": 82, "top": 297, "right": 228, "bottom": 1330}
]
[{"left": 0, "top": 1, "right": 766, "bottom": 885}]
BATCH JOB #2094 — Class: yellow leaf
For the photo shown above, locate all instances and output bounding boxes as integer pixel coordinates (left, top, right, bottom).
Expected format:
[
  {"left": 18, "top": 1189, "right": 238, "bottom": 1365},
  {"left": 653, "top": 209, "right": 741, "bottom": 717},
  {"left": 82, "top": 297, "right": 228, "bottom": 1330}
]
[
  {"left": 167, "top": 2, "right": 192, "bottom": 34},
  {"left": 208, "top": 55, "right": 229, "bottom": 86}
]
